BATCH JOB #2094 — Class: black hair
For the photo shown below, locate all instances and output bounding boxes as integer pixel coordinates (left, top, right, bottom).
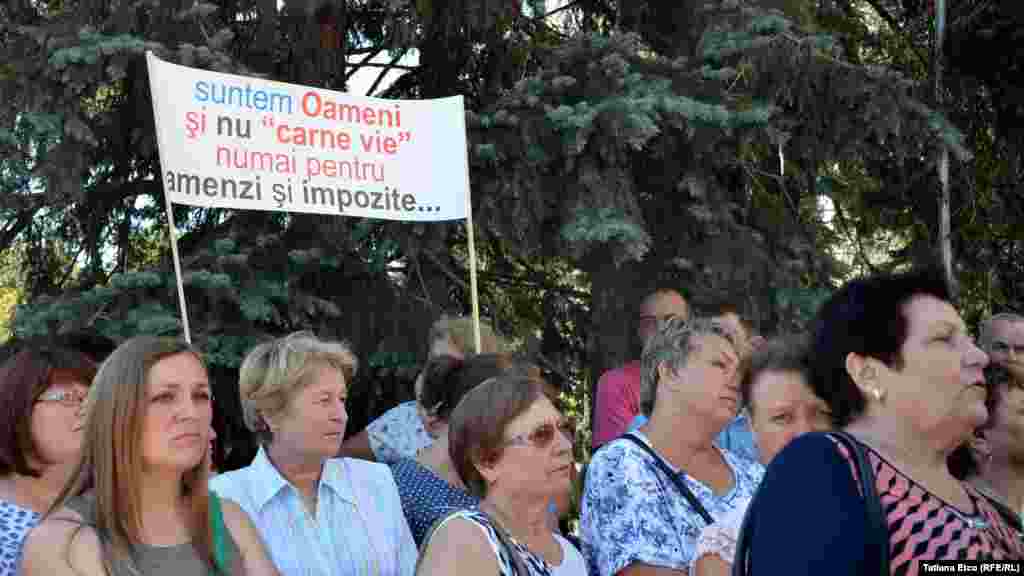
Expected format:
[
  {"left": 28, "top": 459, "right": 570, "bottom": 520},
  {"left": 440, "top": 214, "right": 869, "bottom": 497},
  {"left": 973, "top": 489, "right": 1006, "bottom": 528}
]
[
  {"left": 809, "top": 267, "right": 951, "bottom": 426},
  {"left": 418, "top": 354, "right": 513, "bottom": 422}
]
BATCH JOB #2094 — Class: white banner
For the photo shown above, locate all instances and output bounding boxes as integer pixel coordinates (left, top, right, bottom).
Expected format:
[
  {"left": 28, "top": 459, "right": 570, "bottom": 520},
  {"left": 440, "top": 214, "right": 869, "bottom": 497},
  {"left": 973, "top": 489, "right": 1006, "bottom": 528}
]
[{"left": 146, "top": 52, "right": 468, "bottom": 221}]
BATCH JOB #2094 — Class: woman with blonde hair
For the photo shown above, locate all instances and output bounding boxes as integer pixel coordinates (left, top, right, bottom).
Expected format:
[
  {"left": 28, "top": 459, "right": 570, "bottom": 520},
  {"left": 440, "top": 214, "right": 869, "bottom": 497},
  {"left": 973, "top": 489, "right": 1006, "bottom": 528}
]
[
  {"left": 19, "top": 336, "right": 278, "bottom": 576},
  {"left": 210, "top": 331, "right": 416, "bottom": 575}
]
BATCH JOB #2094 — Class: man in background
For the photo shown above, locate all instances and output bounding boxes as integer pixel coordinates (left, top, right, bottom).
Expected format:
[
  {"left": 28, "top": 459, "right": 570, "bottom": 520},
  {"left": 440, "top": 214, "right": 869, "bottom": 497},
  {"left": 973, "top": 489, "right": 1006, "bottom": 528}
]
[
  {"left": 980, "top": 312, "right": 1024, "bottom": 366},
  {"left": 592, "top": 288, "right": 690, "bottom": 449}
]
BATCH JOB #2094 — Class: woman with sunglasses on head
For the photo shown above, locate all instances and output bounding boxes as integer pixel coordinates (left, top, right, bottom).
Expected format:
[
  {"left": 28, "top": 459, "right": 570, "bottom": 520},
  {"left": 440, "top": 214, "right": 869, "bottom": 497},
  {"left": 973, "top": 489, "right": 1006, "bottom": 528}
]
[
  {"left": 340, "top": 316, "right": 509, "bottom": 464},
  {"left": 417, "top": 369, "right": 586, "bottom": 576},
  {"left": 0, "top": 343, "right": 97, "bottom": 576},
  {"left": 390, "top": 353, "right": 515, "bottom": 545},
  {"left": 19, "top": 335, "right": 278, "bottom": 576}
]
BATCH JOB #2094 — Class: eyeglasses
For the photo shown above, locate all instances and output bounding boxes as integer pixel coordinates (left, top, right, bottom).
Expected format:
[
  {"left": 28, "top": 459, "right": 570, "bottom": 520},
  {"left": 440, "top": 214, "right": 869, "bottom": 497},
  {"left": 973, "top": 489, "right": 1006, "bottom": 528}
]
[
  {"left": 503, "top": 419, "right": 574, "bottom": 449},
  {"left": 991, "top": 341, "right": 1024, "bottom": 357},
  {"left": 36, "top": 388, "right": 88, "bottom": 408}
]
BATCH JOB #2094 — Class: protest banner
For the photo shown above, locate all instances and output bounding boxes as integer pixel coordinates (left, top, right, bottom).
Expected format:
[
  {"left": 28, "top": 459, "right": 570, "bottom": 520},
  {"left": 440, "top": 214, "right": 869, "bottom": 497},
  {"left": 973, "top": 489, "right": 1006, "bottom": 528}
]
[{"left": 146, "top": 52, "right": 482, "bottom": 349}]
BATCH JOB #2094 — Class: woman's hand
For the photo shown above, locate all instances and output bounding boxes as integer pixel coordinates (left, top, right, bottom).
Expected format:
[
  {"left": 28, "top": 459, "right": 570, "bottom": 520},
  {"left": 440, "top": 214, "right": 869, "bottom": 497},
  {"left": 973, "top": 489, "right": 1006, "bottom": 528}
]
[
  {"left": 19, "top": 509, "right": 106, "bottom": 576},
  {"left": 693, "top": 553, "right": 731, "bottom": 576}
]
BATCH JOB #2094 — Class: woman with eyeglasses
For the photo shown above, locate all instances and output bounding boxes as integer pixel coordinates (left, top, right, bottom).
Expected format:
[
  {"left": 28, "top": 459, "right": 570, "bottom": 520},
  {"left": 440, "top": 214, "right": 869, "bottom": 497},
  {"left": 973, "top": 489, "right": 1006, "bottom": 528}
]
[
  {"left": 0, "top": 343, "right": 97, "bottom": 576},
  {"left": 416, "top": 370, "right": 586, "bottom": 576},
  {"left": 19, "top": 336, "right": 279, "bottom": 576}
]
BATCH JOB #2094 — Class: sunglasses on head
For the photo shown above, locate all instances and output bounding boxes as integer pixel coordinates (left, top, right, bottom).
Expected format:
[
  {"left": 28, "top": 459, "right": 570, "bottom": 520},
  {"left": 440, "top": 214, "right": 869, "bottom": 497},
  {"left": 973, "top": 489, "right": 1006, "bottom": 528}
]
[{"left": 503, "top": 419, "right": 574, "bottom": 449}]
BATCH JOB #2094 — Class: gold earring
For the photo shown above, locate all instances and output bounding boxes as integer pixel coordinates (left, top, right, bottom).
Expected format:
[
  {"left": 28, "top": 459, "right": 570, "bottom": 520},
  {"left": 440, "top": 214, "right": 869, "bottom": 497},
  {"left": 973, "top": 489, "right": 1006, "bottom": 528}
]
[{"left": 870, "top": 387, "right": 886, "bottom": 403}]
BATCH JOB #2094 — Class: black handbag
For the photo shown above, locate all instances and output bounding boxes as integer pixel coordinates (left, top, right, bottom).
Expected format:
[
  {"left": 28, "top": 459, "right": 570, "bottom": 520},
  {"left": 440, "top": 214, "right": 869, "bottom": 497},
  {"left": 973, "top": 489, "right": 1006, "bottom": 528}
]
[{"left": 731, "top": 431, "right": 890, "bottom": 576}]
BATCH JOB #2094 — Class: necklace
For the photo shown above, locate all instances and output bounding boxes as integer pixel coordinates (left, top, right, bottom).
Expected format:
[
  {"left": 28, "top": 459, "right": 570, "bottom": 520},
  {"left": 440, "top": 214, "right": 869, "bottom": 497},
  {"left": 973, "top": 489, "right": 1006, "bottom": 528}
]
[
  {"left": 848, "top": 432, "right": 991, "bottom": 530},
  {"left": 972, "top": 481, "right": 1024, "bottom": 541}
]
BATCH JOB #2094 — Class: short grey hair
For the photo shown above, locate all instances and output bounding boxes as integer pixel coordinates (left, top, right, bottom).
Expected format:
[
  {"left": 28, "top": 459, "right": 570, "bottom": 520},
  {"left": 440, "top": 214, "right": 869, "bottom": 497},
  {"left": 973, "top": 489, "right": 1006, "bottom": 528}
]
[
  {"left": 979, "top": 313, "right": 1024, "bottom": 352},
  {"left": 239, "top": 331, "right": 358, "bottom": 445},
  {"left": 639, "top": 316, "right": 739, "bottom": 416}
]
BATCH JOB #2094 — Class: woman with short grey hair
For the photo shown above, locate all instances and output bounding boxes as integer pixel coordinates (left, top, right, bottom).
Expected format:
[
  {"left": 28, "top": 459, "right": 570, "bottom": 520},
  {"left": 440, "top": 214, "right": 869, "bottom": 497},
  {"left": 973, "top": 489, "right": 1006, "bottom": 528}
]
[{"left": 581, "top": 317, "right": 765, "bottom": 576}]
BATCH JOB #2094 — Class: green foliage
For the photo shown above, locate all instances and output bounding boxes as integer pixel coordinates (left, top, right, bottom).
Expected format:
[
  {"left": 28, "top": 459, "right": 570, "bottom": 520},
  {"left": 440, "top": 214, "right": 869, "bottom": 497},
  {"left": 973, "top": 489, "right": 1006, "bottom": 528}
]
[
  {"left": 367, "top": 350, "right": 419, "bottom": 369},
  {"left": 774, "top": 285, "right": 833, "bottom": 329},
  {"left": 48, "top": 32, "right": 147, "bottom": 70},
  {"left": 560, "top": 207, "right": 651, "bottom": 264}
]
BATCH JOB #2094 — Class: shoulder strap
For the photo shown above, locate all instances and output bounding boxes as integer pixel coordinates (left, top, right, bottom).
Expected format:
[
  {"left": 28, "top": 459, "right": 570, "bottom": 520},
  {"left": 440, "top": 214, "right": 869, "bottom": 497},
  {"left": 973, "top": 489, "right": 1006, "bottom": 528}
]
[
  {"left": 486, "top": 512, "right": 531, "bottom": 576},
  {"left": 417, "top": 509, "right": 530, "bottom": 576},
  {"left": 620, "top": 433, "right": 714, "bottom": 525},
  {"left": 732, "top": 431, "right": 890, "bottom": 576},
  {"left": 828, "top": 431, "right": 890, "bottom": 576},
  {"left": 416, "top": 509, "right": 458, "bottom": 574},
  {"left": 208, "top": 491, "right": 227, "bottom": 575}
]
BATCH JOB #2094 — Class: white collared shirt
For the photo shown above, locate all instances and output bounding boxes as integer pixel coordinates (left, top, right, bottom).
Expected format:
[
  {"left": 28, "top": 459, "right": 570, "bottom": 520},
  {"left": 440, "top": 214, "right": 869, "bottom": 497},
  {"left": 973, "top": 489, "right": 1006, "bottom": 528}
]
[{"left": 210, "top": 446, "right": 417, "bottom": 576}]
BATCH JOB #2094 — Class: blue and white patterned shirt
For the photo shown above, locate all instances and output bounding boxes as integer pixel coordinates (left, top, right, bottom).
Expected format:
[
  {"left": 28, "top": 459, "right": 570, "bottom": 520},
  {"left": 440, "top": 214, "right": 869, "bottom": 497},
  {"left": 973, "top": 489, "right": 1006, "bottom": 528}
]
[
  {"left": 366, "top": 401, "right": 434, "bottom": 464},
  {"left": 1, "top": 499, "right": 40, "bottom": 576},
  {"left": 210, "top": 447, "right": 417, "bottom": 576},
  {"left": 580, "top": 431, "right": 764, "bottom": 576}
]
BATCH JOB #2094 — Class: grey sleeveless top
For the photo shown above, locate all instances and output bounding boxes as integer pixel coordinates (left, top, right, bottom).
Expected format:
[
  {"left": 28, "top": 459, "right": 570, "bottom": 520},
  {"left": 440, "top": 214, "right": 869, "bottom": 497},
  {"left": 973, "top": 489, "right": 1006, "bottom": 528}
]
[{"left": 66, "top": 494, "right": 240, "bottom": 575}]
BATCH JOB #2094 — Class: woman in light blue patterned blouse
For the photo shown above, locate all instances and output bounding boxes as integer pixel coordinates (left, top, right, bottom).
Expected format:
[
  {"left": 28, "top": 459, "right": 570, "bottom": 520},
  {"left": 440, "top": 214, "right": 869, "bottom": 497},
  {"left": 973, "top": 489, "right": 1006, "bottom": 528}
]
[
  {"left": 210, "top": 331, "right": 417, "bottom": 575},
  {"left": 580, "top": 317, "right": 765, "bottom": 576}
]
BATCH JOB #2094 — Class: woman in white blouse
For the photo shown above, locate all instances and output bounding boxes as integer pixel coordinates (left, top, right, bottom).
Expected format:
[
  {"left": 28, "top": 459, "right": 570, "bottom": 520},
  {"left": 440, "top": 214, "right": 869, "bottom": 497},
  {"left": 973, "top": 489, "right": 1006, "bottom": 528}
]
[
  {"left": 692, "top": 334, "right": 832, "bottom": 576},
  {"left": 210, "top": 332, "right": 417, "bottom": 575}
]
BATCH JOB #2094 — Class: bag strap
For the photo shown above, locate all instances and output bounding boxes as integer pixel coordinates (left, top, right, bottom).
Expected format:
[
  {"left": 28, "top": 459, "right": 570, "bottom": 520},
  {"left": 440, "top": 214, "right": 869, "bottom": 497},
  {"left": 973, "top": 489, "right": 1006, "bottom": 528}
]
[
  {"left": 620, "top": 433, "right": 714, "bottom": 525},
  {"left": 208, "top": 491, "right": 227, "bottom": 575},
  {"left": 487, "top": 512, "right": 531, "bottom": 576},
  {"left": 826, "top": 431, "right": 890, "bottom": 576},
  {"left": 731, "top": 431, "right": 889, "bottom": 576}
]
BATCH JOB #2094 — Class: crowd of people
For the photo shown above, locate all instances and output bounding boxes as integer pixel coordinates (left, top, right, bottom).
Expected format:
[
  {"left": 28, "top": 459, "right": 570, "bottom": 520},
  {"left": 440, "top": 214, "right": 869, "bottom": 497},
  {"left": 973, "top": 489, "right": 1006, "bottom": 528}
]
[{"left": 0, "top": 268, "right": 1020, "bottom": 575}]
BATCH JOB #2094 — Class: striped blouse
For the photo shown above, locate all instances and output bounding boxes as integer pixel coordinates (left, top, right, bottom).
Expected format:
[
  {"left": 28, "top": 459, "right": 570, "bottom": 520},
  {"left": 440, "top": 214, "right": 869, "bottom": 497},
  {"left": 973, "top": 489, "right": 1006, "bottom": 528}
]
[{"left": 210, "top": 447, "right": 417, "bottom": 576}]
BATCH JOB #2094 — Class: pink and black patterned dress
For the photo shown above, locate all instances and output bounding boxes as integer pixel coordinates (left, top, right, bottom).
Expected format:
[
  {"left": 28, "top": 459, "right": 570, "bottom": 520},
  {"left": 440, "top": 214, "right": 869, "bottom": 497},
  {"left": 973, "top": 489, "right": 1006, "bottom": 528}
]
[{"left": 744, "top": 433, "right": 1023, "bottom": 576}]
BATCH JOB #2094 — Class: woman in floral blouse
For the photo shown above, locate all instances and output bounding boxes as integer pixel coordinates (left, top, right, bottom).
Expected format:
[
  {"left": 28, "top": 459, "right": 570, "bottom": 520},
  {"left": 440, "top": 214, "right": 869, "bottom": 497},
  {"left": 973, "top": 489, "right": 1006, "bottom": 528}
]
[{"left": 580, "top": 317, "right": 764, "bottom": 576}]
